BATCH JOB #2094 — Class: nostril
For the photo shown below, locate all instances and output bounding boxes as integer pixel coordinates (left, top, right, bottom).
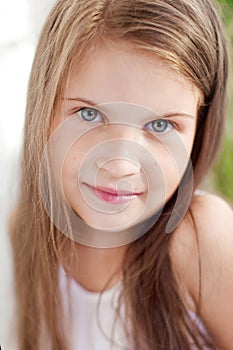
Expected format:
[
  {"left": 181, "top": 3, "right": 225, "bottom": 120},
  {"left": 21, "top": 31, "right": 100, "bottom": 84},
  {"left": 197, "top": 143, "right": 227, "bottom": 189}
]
[{"left": 96, "top": 158, "right": 141, "bottom": 178}]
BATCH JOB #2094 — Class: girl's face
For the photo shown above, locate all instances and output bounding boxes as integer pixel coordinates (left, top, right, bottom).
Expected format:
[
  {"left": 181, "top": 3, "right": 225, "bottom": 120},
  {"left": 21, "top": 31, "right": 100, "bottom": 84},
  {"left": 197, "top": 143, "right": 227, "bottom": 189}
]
[{"left": 50, "top": 41, "right": 200, "bottom": 235}]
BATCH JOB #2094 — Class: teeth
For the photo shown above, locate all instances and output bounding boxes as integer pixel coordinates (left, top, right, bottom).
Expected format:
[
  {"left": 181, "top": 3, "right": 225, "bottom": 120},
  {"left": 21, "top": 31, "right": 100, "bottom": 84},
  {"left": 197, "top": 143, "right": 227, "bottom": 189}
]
[
  {"left": 122, "top": 195, "right": 132, "bottom": 199},
  {"left": 117, "top": 195, "right": 135, "bottom": 200}
]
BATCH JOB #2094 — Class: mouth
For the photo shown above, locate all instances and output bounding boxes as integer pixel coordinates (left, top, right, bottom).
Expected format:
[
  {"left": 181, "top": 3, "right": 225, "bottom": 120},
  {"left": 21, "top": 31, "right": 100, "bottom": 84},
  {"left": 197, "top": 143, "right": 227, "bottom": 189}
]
[{"left": 84, "top": 183, "right": 143, "bottom": 204}]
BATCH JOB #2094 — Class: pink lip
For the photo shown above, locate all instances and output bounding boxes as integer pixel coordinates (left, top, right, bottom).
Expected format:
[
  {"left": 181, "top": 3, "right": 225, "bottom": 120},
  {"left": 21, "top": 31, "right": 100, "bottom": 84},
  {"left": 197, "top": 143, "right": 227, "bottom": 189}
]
[{"left": 84, "top": 184, "right": 142, "bottom": 204}]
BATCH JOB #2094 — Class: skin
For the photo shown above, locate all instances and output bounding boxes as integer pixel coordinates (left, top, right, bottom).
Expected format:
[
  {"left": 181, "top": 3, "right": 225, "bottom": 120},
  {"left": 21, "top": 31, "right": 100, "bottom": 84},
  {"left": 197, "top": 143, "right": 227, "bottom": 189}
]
[
  {"left": 171, "top": 193, "right": 233, "bottom": 349},
  {"left": 50, "top": 40, "right": 233, "bottom": 349},
  {"left": 61, "top": 49, "right": 198, "bottom": 230},
  {"left": 50, "top": 40, "right": 200, "bottom": 292}
]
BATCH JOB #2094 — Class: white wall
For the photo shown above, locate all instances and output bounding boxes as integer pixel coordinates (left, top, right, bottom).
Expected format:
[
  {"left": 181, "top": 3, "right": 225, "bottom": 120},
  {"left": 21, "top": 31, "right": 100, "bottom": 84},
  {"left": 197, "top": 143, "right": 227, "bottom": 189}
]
[{"left": 0, "top": 0, "right": 55, "bottom": 347}]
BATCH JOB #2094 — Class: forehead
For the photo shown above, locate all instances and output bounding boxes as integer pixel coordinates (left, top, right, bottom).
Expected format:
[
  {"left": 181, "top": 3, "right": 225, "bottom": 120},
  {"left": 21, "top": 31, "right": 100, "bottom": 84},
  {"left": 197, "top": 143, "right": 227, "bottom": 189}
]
[{"left": 64, "top": 41, "right": 200, "bottom": 116}]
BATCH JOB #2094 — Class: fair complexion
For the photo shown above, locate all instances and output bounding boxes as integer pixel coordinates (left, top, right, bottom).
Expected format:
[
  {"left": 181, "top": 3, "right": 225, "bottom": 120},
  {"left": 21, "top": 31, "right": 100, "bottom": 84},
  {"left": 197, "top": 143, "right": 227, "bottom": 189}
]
[
  {"left": 45, "top": 40, "right": 233, "bottom": 348},
  {"left": 51, "top": 40, "right": 200, "bottom": 292},
  {"left": 171, "top": 193, "right": 233, "bottom": 349}
]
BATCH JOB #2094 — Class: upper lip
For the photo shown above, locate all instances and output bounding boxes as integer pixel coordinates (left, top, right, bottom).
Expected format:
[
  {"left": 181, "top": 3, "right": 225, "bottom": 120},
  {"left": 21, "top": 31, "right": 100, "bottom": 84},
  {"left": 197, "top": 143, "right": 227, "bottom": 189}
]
[{"left": 84, "top": 183, "right": 144, "bottom": 196}]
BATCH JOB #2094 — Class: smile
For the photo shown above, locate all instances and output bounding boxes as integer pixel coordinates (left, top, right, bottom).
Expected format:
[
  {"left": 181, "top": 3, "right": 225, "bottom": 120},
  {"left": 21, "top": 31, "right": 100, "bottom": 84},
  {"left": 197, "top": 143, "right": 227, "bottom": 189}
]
[{"left": 84, "top": 183, "right": 142, "bottom": 204}]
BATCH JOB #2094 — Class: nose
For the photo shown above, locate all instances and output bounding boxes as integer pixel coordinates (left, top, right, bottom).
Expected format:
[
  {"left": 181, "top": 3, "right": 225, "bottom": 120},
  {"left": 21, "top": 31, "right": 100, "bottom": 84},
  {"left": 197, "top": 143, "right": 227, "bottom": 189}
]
[
  {"left": 97, "top": 158, "right": 141, "bottom": 178},
  {"left": 95, "top": 124, "right": 142, "bottom": 178}
]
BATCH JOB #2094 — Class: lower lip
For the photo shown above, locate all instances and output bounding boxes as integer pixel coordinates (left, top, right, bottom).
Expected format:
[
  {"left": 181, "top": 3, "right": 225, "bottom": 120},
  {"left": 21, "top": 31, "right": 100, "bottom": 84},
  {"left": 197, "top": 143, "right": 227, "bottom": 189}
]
[{"left": 85, "top": 185, "right": 138, "bottom": 204}]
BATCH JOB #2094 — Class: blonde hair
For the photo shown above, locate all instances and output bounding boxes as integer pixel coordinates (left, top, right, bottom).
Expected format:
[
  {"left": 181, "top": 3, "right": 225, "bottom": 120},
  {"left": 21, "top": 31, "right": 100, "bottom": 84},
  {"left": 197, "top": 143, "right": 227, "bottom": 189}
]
[{"left": 10, "top": 0, "right": 229, "bottom": 349}]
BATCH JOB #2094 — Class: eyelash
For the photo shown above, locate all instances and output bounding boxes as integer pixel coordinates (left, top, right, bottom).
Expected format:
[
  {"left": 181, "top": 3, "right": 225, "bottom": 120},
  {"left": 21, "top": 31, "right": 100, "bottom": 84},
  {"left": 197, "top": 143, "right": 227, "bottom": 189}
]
[
  {"left": 75, "top": 107, "right": 106, "bottom": 123},
  {"left": 74, "top": 107, "right": 178, "bottom": 134}
]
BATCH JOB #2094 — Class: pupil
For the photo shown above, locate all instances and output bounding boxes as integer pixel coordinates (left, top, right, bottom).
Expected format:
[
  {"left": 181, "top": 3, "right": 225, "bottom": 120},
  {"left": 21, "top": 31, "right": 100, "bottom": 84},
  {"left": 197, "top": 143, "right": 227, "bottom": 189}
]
[
  {"left": 82, "top": 108, "right": 96, "bottom": 120},
  {"left": 153, "top": 120, "right": 167, "bottom": 132}
]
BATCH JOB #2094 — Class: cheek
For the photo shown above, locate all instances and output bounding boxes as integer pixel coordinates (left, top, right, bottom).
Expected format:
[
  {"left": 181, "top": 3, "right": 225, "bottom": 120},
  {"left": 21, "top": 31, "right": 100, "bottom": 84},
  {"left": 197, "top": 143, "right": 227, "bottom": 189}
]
[
  {"left": 154, "top": 149, "right": 180, "bottom": 193},
  {"left": 61, "top": 144, "right": 87, "bottom": 213},
  {"left": 147, "top": 136, "right": 193, "bottom": 194},
  {"left": 61, "top": 132, "right": 102, "bottom": 198},
  {"left": 61, "top": 140, "right": 88, "bottom": 186}
]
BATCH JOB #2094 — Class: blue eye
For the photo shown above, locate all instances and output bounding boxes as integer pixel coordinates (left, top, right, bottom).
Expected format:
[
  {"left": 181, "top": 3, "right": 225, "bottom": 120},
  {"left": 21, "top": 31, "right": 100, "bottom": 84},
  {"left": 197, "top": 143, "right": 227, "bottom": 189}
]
[
  {"left": 144, "top": 119, "right": 174, "bottom": 134},
  {"left": 76, "top": 107, "right": 103, "bottom": 122}
]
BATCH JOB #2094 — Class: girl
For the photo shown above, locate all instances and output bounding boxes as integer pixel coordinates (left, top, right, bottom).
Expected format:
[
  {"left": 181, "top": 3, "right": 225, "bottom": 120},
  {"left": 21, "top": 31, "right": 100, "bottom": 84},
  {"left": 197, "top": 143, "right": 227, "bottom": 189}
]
[{"left": 9, "top": 0, "right": 233, "bottom": 349}]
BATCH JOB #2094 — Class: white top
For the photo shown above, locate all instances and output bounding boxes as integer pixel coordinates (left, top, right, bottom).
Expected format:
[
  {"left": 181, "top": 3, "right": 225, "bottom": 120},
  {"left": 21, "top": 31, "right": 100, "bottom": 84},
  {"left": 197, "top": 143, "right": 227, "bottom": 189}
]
[
  {"left": 59, "top": 265, "right": 130, "bottom": 350},
  {"left": 59, "top": 266, "right": 211, "bottom": 350}
]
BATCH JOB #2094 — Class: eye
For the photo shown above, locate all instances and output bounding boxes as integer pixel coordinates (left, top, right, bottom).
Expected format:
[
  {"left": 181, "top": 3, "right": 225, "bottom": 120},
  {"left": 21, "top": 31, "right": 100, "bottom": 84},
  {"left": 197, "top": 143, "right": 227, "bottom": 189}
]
[
  {"left": 75, "top": 107, "right": 104, "bottom": 123},
  {"left": 144, "top": 119, "right": 174, "bottom": 134}
]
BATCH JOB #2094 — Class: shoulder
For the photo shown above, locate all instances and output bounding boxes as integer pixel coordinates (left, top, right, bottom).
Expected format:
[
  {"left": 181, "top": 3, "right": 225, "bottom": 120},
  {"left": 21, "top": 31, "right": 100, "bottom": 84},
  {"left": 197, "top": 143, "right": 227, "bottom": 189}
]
[
  {"left": 170, "top": 191, "right": 233, "bottom": 285},
  {"left": 189, "top": 192, "right": 233, "bottom": 295},
  {"left": 190, "top": 191, "right": 233, "bottom": 235},
  {"left": 188, "top": 192, "right": 233, "bottom": 266},
  {"left": 170, "top": 192, "right": 233, "bottom": 348}
]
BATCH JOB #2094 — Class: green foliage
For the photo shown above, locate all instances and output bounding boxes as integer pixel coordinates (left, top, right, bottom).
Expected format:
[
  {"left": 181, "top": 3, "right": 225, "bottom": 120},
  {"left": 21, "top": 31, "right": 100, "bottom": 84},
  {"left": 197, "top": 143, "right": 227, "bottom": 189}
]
[{"left": 211, "top": 0, "right": 233, "bottom": 204}]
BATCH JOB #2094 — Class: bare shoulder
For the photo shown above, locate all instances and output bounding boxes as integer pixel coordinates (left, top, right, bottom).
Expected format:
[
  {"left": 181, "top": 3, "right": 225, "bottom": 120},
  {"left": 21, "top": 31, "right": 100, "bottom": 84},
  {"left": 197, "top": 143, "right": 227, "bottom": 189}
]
[
  {"left": 170, "top": 192, "right": 233, "bottom": 276},
  {"left": 190, "top": 191, "right": 233, "bottom": 235},
  {"left": 170, "top": 192, "right": 233, "bottom": 348},
  {"left": 188, "top": 192, "right": 233, "bottom": 290}
]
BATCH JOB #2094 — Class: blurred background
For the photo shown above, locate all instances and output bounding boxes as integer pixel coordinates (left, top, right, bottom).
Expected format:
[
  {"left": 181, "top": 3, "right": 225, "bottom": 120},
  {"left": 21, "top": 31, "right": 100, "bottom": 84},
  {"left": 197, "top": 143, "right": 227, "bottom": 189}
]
[
  {"left": 211, "top": 0, "right": 233, "bottom": 203},
  {"left": 0, "top": 0, "right": 232, "bottom": 348},
  {"left": 0, "top": 0, "right": 55, "bottom": 348}
]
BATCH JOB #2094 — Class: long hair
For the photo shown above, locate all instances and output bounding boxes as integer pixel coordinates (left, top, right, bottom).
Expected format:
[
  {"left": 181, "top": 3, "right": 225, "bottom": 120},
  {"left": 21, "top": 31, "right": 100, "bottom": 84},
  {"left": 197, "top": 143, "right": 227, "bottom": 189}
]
[{"left": 9, "top": 0, "right": 229, "bottom": 349}]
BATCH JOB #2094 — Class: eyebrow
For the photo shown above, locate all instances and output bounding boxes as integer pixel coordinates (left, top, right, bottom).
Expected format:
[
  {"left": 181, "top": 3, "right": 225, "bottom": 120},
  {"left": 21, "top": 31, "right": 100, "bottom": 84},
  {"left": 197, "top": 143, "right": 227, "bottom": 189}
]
[
  {"left": 63, "top": 96, "right": 98, "bottom": 105},
  {"left": 62, "top": 96, "right": 195, "bottom": 119}
]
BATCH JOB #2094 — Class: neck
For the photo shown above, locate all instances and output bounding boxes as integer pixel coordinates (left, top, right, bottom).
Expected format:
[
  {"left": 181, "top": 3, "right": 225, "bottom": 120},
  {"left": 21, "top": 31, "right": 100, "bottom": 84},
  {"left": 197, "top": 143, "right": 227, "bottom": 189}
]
[{"left": 60, "top": 241, "right": 127, "bottom": 292}]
